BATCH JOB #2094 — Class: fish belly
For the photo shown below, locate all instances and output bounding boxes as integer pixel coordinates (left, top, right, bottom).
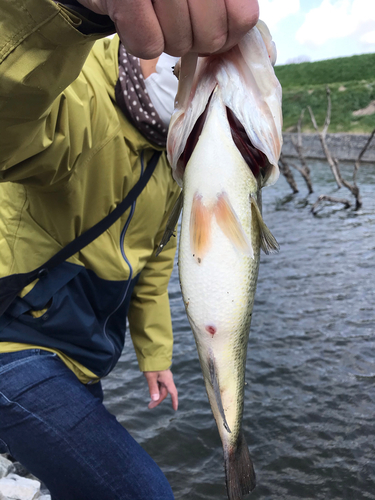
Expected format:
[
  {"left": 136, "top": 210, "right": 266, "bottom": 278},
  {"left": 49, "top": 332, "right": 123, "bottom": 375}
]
[
  {"left": 177, "top": 86, "right": 262, "bottom": 498},
  {"left": 179, "top": 149, "right": 260, "bottom": 447}
]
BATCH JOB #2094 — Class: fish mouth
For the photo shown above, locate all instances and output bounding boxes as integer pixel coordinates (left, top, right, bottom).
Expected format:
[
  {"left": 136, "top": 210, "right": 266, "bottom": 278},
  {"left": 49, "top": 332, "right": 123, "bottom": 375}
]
[{"left": 178, "top": 90, "right": 272, "bottom": 183}]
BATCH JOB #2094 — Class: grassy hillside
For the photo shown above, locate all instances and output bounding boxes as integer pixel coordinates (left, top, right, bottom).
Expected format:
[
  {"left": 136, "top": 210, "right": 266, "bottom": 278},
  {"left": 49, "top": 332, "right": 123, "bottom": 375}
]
[{"left": 274, "top": 53, "right": 375, "bottom": 133}]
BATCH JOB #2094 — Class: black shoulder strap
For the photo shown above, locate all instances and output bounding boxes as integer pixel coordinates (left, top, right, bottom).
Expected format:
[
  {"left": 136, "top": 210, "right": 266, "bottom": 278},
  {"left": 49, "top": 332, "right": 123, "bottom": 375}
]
[{"left": 5, "top": 150, "right": 161, "bottom": 288}]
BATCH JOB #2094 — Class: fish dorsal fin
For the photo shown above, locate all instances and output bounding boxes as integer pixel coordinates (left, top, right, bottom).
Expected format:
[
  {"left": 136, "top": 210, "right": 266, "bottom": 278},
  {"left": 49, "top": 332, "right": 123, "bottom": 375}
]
[
  {"left": 214, "top": 192, "right": 254, "bottom": 258},
  {"left": 250, "top": 195, "right": 279, "bottom": 254},
  {"left": 156, "top": 190, "right": 183, "bottom": 256},
  {"left": 190, "top": 192, "right": 212, "bottom": 263}
]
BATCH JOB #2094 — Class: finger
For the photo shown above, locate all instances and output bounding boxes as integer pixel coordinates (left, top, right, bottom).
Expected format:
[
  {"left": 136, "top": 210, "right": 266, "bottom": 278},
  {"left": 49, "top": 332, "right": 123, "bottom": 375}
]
[
  {"left": 145, "top": 373, "right": 161, "bottom": 403},
  {"left": 110, "top": 0, "right": 165, "bottom": 59},
  {"left": 152, "top": 0, "right": 193, "bottom": 57},
  {"left": 161, "top": 372, "right": 178, "bottom": 410},
  {"left": 159, "top": 377, "right": 178, "bottom": 411},
  {"left": 167, "top": 381, "right": 179, "bottom": 411},
  {"left": 219, "top": 0, "right": 259, "bottom": 53},
  {"left": 187, "top": 0, "right": 228, "bottom": 54},
  {"left": 148, "top": 384, "right": 168, "bottom": 409}
]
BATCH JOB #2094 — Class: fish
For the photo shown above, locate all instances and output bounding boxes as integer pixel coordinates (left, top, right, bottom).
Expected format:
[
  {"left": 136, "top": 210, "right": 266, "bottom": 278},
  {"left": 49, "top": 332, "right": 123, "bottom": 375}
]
[{"left": 161, "top": 20, "right": 283, "bottom": 500}]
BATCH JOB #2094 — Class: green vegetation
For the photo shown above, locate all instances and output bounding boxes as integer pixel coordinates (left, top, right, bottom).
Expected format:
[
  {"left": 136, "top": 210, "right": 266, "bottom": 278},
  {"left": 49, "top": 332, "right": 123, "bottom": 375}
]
[{"left": 274, "top": 53, "right": 375, "bottom": 133}]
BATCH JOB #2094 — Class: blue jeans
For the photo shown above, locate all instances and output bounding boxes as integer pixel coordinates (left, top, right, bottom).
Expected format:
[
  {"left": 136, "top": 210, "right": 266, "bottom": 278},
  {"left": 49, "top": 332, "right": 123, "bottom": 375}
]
[{"left": 0, "top": 349, "right": 175, "bottom": 500}]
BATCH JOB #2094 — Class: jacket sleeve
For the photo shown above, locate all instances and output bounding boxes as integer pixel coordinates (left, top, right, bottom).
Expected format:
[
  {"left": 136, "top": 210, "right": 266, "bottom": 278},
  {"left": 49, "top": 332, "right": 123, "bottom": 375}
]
[
  {"left": 127, "top": 187, "right": 181, "bottom": 372},
  {"left": 0, "top": 0, "right": 114, "bottom": 182},
  {"left": 56, "top": 1, "right": 115, "bottom": 34}
]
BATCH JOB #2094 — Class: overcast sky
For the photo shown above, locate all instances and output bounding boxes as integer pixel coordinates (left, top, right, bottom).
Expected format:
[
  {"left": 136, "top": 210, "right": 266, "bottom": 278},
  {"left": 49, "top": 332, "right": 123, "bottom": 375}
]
[{"left": 259, "top": 0, "right": 375, "bottom": 65}]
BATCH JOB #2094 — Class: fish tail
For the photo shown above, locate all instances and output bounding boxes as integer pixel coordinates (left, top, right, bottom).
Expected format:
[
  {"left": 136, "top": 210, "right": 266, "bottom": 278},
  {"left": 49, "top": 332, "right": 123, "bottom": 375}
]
[{"left": 224, "top": 432, "right": 256, "bottom": 500}]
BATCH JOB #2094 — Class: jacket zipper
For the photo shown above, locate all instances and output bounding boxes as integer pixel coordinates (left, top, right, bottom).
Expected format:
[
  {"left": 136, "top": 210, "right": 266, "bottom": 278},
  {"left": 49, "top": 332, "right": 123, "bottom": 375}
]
[{"left": 102, "top": 151, "right": 145, "bottom": 375}]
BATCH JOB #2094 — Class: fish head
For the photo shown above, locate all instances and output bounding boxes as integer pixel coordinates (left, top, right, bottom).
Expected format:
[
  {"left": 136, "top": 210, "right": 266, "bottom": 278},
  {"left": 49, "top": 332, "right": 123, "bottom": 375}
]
[{"left": 166, "top": 21, "right": 282, "bottom": 190}]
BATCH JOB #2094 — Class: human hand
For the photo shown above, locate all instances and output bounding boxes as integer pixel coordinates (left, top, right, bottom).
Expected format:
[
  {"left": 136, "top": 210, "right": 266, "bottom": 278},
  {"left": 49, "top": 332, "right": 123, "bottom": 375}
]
[
  {"left": 76, "top": 0, "right": 259, "bottom": 59},
  {"left": 143, "top": 369, "right": 178, "bottom": 410}
]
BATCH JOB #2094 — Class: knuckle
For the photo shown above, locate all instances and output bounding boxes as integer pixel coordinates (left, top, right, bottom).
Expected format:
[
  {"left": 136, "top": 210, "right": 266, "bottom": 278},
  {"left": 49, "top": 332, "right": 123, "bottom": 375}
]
[
  {"left": 164, "top": 40, "right": 192, "bottom": 58},
  {"left": 234, "top": 5, "right": 259, "bottom": 34},
  {"left": 217, "top": 3, "right": 260, "bottom": 53},
  {"left": 114, "top": 15, "right": 165, "bottom": 59},
  {"left": 126, "top": 39, "right": 165, "bottom": 60},
  {"left": 210, "top": 32, "right": 229, "bottom": 53},
  {"left": 195, "top": 31, "right": 228, "bottom": 55}
]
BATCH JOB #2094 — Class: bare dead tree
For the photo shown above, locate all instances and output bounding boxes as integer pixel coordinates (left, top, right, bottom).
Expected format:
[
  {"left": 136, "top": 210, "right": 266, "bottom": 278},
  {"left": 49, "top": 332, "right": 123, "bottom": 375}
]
[
  {"left": 336, "top": 127, "right": 375, "bottom": 210},
  {"left": 279, "top": 153, "right": 299, "bottom": 193},
  {"left": 290, "top": 108, "right": 314, "bottom": 193},
  {"left": 307, "top": 87, "right": 375, "bottom": 213},
  {"left": 307, "top": 87, "right": 342, "bottom": 188},
  {"left": 311, "top": 195, "right": 351, "bottom": 215},
  {"left": 281, "top": 87, "right": 374, "bottom": 214}
]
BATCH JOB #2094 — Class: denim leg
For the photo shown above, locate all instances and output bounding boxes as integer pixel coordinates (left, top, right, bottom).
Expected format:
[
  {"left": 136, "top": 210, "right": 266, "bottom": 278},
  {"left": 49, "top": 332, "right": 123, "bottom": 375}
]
[{"left": 0, "top": 350, "right": 174, "bottom": 500}]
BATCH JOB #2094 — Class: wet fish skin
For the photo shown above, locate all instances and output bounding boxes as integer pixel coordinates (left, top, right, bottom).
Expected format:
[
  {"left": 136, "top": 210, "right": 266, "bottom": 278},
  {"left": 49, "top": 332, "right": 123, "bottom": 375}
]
[
  {"left": 165, "top": 21, "right": 282, "bottom": 500},
  {"left": 178, "top": 86, "right": 261, "bottom": 498}
]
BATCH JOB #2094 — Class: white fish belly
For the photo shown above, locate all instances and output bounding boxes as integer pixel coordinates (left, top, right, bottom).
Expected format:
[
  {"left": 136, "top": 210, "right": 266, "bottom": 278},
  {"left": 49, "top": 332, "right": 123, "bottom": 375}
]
[{"left": 178, "top": 111, "right": 261, "bottom": 443}]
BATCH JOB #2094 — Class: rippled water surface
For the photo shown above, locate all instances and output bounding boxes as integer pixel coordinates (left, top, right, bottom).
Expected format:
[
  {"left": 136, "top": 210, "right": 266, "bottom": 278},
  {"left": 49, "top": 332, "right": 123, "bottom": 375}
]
[{"left": 103, "top": 161, "right": 375, "bottom": 500}]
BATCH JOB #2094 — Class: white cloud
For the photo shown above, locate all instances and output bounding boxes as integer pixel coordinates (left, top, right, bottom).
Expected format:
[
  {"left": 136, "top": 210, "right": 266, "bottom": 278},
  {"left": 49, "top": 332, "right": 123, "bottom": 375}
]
[
  {"left": 296, "top": 0, "right": 375, "bottom": 46},
  {"left": 259, "top": 0, "right": 300, "bottom": 29},
  {"left": 361, "top": 30, "right": 375, "bottom": 45}
]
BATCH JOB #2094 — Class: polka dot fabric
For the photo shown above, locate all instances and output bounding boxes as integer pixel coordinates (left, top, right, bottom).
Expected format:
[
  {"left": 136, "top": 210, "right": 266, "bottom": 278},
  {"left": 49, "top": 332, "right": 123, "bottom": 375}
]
[{"left": 117, "top": 44, "right": 167, "bottom": 147}]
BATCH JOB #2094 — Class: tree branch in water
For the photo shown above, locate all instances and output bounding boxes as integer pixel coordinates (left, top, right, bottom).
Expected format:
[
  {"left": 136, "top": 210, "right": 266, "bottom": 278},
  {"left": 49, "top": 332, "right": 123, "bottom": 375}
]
[
  {"left": 290, "top": 108, "right": 313, "bottom": 194},
  {"left": 307, "top": 87, "right": 342, "bottom": 189},
  {"left": 279, "top": 153, "right": 299, "bottom": 194},
  {"left": 311, "top": 195, "right": 351, "bottom": 215}
]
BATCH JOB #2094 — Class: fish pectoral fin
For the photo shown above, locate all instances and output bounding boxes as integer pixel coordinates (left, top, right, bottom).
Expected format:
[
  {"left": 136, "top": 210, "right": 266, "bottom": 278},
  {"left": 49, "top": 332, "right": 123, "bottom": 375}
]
[
  {"left": 214, "top": 192, "right": 254, "bottom": 258},
  {"left": 250, "top": 195, "right": 280, "bottom": 255},
  {"left": 156, "top": 190, "right": 183, "bottom": 256},
  {"left": 208, "top": 353, "right": 231, "bottom": 434},
  {"left": 190, "top": 192, "right": 212, "bottom": 263}
]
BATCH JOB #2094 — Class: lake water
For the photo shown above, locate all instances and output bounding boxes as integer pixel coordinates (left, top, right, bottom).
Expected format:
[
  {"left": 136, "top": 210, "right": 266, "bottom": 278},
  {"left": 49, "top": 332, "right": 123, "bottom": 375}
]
[{"left": 103, "top": 160, "right": 375, "bottom": 500}]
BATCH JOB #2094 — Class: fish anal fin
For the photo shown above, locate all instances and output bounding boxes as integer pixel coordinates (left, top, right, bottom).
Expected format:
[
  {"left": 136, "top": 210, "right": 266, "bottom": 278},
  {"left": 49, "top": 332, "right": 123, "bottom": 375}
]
[
  {"left": 214, "top": 192, "right": 253, "bottom": 258},
  {"left": 225, "top": 432, "right": 256, "bottom": 499},
  {"left": 190, "top": 192, "right": 212, "bottom": 263},
  {"left": 250, "top": 196, "right": 280, "bottom": 255}
]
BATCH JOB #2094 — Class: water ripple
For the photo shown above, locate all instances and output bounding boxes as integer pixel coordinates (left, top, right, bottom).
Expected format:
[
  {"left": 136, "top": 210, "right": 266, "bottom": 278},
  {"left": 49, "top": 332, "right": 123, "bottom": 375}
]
[{"left": 103, "top": 161, "right": 375, "bottom": 499}]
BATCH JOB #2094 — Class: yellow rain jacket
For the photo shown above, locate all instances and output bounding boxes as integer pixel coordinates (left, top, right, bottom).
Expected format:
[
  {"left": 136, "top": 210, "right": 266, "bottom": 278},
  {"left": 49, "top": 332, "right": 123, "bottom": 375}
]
[{"left": 0, "top": 0, "right": 180, "bottom": 383}]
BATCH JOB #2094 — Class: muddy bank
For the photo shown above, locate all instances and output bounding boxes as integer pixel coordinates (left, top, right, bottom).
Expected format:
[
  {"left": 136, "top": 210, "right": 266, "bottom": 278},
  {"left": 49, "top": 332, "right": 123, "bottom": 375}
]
[{"left": 282, "top": 133, "right": 375, "bottom": 163}]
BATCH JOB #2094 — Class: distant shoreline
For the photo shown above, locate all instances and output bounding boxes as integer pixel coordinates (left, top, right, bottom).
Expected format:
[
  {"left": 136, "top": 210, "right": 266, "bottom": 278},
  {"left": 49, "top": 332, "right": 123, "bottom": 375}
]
[{"left": 282, "top": 132, "right": 375, "bottom": 163}]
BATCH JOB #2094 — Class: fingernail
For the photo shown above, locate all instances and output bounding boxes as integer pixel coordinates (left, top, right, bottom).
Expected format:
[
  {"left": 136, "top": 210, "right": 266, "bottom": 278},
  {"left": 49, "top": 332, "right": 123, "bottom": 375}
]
[{"left": 151, "top": 394, "right": 159, "bottom": 401}]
